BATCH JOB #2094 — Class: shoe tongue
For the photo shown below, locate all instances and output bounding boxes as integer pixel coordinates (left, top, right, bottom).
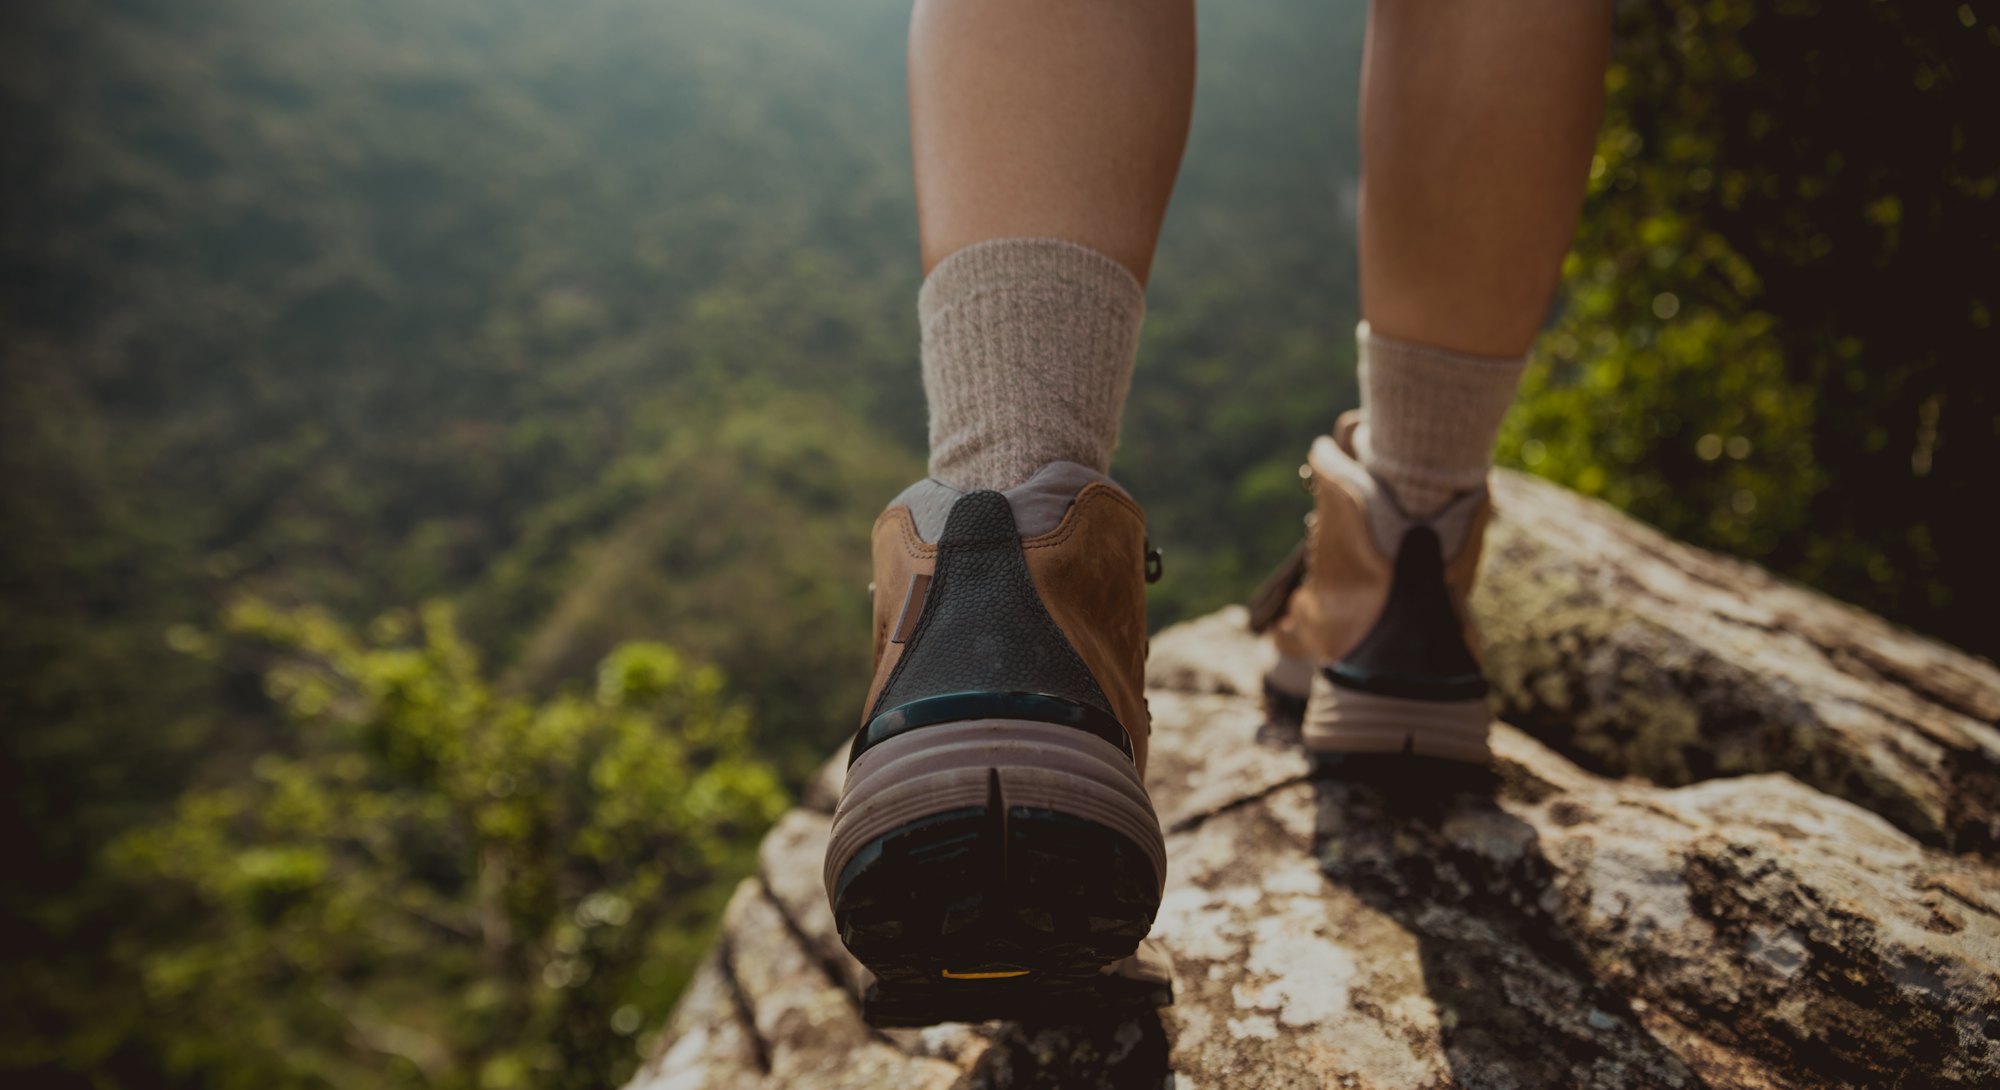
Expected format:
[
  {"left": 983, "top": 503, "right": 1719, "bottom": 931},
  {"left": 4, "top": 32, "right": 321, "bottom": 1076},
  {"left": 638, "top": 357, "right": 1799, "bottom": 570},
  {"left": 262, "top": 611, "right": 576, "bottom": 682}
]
[{"left": 894, "top": 462, "right": 1126, "bottom": 543}]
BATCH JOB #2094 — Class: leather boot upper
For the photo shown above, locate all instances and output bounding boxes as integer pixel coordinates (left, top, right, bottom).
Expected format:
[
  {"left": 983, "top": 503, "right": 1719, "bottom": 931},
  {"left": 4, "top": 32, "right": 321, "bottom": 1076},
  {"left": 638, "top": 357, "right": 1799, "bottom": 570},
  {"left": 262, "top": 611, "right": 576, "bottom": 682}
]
[
  {"left": 1274, "top": 413, "right": 1489, "bottom": 671},
  {"left": 861, "top": 467, "right": 1154, "bottom": 775}
]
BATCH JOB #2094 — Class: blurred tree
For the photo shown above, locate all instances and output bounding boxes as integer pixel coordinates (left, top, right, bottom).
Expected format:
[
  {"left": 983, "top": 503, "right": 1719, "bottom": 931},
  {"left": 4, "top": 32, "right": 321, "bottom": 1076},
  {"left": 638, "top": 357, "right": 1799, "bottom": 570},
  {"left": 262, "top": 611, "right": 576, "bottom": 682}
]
[
  {"left": 469, "top": 390, "right": 923, "bottom": 779},
  {"left": 1501, "top": 0, "right": 1999, "bottom": 653},
  {"left": 108, "top": 602, "right": 784, "bottom": 1090}
]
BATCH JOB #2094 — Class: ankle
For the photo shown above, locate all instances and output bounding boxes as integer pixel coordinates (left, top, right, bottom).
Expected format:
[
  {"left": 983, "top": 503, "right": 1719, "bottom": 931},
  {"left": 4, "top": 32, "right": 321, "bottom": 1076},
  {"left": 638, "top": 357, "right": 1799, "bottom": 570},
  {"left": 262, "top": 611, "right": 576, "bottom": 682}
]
[
  {"left": 920, "top": 238, "right": 1144, "bottom": 492},
  {"left": 1351, "top": 321, "right": 1526, "bottom": 519}
]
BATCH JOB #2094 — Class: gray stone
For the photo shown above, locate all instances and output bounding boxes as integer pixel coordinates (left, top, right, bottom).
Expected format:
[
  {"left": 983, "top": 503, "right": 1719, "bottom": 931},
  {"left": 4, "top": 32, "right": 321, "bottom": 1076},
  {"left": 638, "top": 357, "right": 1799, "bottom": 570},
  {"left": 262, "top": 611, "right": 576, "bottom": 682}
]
[{"left": 628, "top": 473, "right": 2000, "bottom": 1089}]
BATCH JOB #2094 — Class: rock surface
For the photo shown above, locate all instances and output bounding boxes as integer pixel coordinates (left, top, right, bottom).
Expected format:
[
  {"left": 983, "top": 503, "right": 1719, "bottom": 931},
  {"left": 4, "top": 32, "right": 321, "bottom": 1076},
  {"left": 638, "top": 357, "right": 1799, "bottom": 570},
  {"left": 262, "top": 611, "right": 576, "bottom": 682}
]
[{"left": 627, "top": 472, "right": 2000, "bottom": 1090}]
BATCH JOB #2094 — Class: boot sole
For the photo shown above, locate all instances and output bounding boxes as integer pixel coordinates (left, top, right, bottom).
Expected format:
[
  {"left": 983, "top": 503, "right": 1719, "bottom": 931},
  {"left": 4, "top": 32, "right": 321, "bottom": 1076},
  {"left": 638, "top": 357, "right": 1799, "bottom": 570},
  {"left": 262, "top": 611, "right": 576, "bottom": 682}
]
[
  {"left": 1302, "top": 666, "right": 1491, "bottom": 762},
  {"left": 1253, "top": 541, "right": 1492, "bottom": 764},
  {"left": 825, "top": 720, "right": 1166, "bottom": 1010}
]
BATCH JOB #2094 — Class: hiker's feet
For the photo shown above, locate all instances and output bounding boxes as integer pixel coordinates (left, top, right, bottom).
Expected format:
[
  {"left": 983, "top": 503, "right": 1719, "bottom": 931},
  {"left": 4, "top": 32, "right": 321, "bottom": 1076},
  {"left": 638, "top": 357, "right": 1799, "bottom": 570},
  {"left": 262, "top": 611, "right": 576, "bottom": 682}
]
[
  {"left": 1249, "top": 411, "right": 1493, "bottom": 763},
  {"left": 824, "top": 464, "right": 1167, "bottom": 1024}
]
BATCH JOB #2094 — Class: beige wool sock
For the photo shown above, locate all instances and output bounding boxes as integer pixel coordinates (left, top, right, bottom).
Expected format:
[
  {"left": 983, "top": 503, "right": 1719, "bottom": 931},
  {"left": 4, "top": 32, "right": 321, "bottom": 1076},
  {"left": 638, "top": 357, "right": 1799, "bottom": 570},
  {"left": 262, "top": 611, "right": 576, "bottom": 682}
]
[
  {"left": 919, "top": 238, "right": 1145, "bottom": 492},
  {"left": 1352, "top": 320, "right": 1528, "bottom": 518}
]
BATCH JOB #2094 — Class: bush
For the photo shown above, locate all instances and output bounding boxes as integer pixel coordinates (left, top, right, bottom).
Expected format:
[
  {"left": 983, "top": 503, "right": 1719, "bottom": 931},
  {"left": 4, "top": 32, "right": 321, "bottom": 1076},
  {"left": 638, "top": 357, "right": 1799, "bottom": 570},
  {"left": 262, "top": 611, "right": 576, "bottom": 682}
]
[{"left": 110, "top": 602, "right": 785, "bottom": 1090}]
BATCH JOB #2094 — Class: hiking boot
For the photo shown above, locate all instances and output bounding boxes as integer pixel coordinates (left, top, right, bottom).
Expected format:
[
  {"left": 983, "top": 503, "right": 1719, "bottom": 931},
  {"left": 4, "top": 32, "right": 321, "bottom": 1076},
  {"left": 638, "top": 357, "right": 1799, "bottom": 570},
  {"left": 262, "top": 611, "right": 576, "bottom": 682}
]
[
  {"left": 1248, "top": 411, "right": 1493, "bottom": 762},
  {"left": 824, "top": 463, "right": 1168, "bottom": 1024}
]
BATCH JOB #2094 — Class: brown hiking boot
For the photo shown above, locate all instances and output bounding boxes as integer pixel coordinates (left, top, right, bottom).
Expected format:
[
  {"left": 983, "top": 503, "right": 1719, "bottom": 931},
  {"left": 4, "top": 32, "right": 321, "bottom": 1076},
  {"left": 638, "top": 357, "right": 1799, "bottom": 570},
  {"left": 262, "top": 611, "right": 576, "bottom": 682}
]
[
  {"left": 1248, "top": 411, "right": 1494, "bottom": 763},
  {"left": 824, "top": 463, "right": 1169, "bottom": 1025}
]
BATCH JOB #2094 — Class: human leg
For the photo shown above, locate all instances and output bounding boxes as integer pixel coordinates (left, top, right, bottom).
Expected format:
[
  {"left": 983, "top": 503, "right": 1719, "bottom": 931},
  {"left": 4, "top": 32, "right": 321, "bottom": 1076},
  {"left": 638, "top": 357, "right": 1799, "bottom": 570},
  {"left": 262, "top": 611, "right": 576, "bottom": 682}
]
[
  {"left": 1256, "top": 0, "right": 1610, "bottom": 759},
  {"left": 1355, "top": 0, "right": 1610, "bottom": 517},
  {"left": 910, "top": 0, "right": 1195, "bottom": 492},
  {"left": 1359, "top": 0, "right": 1610, "bottom": 358},
  {"left": 909, "top": 0, "right": 1194, "bottom": 282},
  {"left": 827, "top": 0, "right": 1195, "bottom": 1023}
]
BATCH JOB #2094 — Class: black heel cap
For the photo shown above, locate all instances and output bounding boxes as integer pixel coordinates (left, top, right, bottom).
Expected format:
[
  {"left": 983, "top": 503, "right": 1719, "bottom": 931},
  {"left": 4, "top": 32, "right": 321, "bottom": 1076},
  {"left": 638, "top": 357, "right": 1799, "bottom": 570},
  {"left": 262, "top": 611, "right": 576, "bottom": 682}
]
[
  {"left": 1326, "top": 526, "right": 1489, "bottom": 702},
  {"left": 857, "top": 491, "right": 1127, "bottom": 764}
]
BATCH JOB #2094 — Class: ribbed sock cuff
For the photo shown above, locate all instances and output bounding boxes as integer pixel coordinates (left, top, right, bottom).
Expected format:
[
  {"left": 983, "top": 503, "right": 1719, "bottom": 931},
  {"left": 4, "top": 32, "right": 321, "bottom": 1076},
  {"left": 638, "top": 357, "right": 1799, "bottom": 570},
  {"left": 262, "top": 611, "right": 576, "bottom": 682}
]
[
  {"left": 1352, "top": 320, "right": 1527, "bottom": 518},
  {"left": 919, "top": 238, "right": 1145, "bottom": 491}
]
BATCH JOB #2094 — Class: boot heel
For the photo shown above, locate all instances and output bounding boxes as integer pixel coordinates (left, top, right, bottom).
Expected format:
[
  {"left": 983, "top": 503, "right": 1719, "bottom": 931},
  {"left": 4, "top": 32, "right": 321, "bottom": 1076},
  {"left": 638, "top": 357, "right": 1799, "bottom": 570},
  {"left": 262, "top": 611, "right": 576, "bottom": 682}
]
[{"left": 825, "top": 720, "right": 1165, "bottom": 996}]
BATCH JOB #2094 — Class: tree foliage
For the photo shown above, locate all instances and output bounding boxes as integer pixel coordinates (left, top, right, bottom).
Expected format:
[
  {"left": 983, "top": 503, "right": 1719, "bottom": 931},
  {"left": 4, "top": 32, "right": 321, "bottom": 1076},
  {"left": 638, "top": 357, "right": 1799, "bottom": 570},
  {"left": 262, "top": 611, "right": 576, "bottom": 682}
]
[
  {"left": 110, "top": 602, "right": 784, "bottom": 1089},
  {"left": 1502, "top": 0, "right": 1999, "bottom": 648}
]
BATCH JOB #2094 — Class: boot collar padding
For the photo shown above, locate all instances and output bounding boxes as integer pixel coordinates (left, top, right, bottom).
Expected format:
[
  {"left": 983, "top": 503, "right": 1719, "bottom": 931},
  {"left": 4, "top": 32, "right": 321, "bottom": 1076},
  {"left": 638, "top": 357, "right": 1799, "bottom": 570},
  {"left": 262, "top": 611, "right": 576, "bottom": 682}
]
[{"left": 890, "top": 462, "right": 1132, "bottom": 543}]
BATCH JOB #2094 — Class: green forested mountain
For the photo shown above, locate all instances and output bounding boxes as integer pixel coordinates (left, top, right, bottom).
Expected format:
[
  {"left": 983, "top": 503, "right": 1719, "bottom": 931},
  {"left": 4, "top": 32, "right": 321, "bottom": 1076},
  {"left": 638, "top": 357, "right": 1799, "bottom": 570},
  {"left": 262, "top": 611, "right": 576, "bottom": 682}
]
[{"left": 2, "top": 0, "right": 1993, "bottom": 1086}]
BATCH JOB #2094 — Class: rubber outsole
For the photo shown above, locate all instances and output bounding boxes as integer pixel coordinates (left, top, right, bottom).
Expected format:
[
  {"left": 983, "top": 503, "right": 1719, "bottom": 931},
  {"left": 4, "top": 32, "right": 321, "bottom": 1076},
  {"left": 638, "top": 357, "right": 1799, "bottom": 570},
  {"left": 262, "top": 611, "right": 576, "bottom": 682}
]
[
  {"left": 826, "top": 723, "right": 1166, "bottom": 1025},
  {"left": 1300, "top": 668, "right": 1492, "bottom": 761},
  {"left": 1262, "top": 638, "right": 1493, "bottom": 764},
  {"left": 861, "top": 937, "right": 1176, "bottom": 1028}
]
